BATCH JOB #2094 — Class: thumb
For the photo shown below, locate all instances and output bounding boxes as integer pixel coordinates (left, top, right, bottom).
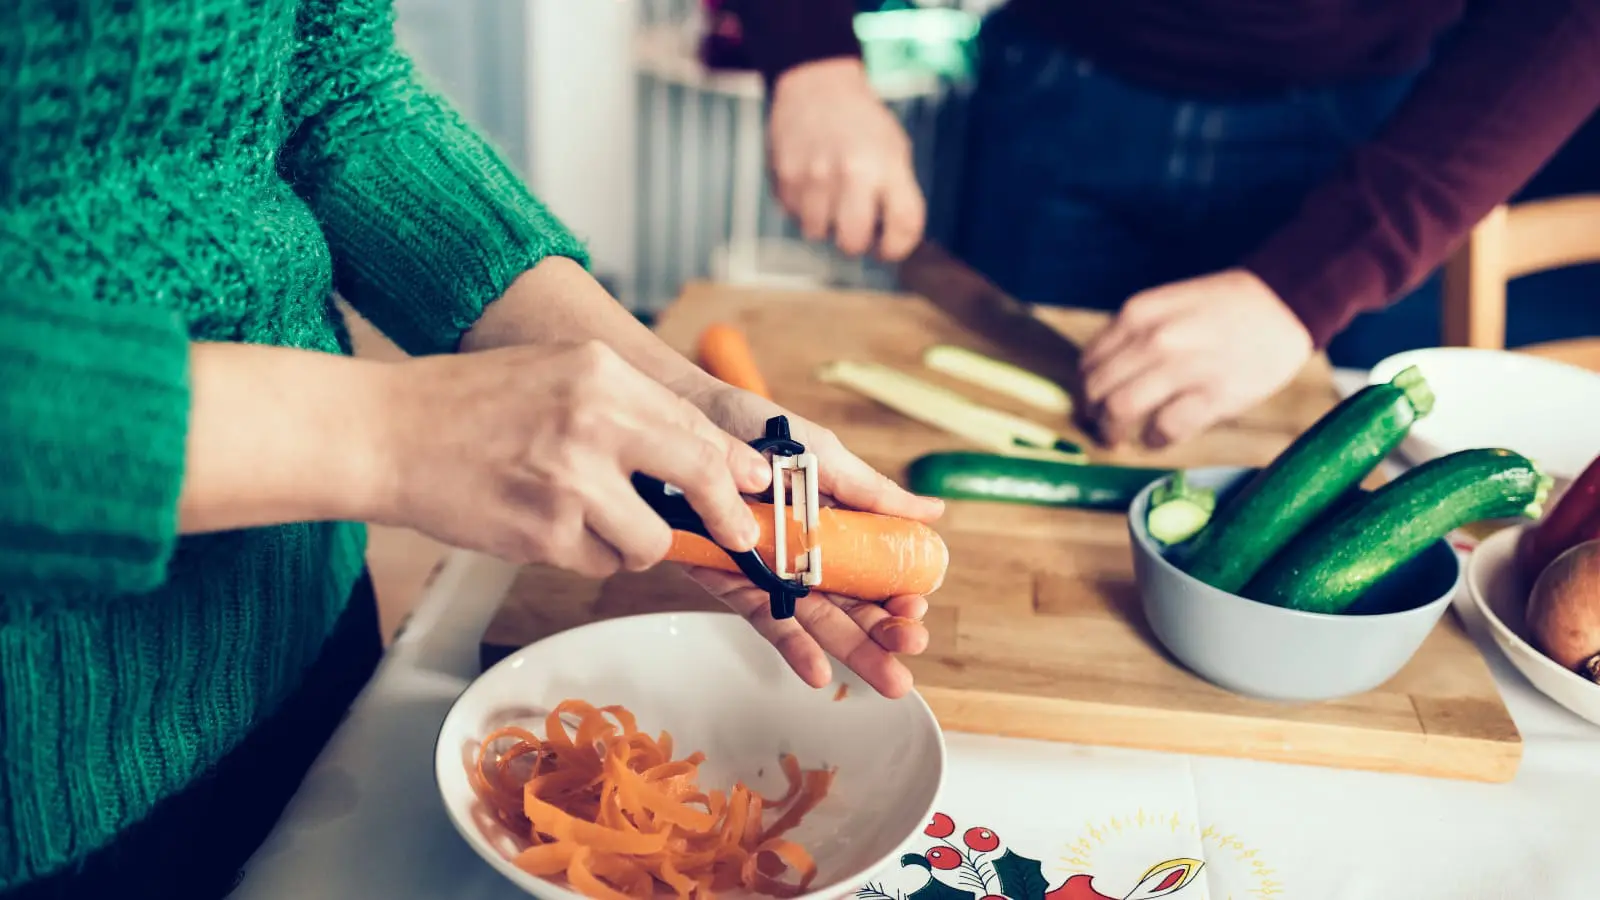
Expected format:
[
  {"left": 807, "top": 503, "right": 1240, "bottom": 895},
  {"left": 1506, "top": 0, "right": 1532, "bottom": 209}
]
[{"left": 817, "top": 435, "right": 944, "bottom": 523}]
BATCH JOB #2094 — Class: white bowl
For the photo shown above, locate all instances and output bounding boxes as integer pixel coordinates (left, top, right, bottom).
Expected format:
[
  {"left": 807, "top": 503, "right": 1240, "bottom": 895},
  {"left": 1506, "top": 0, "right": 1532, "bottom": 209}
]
[
  {"left": 434, "top": 611, "right": 947, "bottom": 900},
  {"left": 1368, "top": 347, "right": 1600, "bottom": 486},
  {"left": 1467, "top": 526, "right": 1600, "bottom": 727}
]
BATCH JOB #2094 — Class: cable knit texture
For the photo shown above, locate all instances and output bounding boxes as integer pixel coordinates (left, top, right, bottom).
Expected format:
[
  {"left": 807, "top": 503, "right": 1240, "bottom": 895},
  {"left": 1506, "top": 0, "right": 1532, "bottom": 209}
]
[{"left": 0, "top": 0, "right": 586, "bottom": 889}]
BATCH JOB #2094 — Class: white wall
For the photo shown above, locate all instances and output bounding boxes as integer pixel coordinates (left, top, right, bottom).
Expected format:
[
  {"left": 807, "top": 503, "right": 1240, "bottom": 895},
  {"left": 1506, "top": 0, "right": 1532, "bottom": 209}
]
[
  {"left": 394, "top": 0, "right": 638, "bottom": 292},
  {"left": 523, "top": 0, "right": 638, "bottom": 291}
]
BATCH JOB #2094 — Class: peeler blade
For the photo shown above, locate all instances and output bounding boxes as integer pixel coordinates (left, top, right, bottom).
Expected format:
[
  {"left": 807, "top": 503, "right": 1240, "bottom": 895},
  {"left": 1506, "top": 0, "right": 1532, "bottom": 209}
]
[{"left": 771, "top": 452, "right": 823, "bottom": 587}]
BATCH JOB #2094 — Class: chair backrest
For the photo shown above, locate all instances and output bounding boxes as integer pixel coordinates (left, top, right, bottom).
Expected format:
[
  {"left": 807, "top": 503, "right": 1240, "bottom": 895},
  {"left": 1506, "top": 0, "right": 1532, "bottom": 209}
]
[{"left": 1442, "top": 194, "right": 1600, "bottom": 349}]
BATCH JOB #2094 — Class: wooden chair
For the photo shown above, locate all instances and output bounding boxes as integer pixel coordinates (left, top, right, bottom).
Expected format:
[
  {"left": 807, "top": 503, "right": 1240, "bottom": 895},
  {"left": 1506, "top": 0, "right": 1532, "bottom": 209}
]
[{"left": 1442, "top": 194, "right": 1600, "bottom": 370}]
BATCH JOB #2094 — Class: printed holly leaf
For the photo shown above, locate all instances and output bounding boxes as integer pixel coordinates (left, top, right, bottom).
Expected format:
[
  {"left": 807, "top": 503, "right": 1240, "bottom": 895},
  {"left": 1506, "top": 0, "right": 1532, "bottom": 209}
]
[
  {"left": 991, "top": 850, "right": 1049, "bottom": 900},
  {"left": 906, "top": 874, "right": 974, "bottom": 900}
]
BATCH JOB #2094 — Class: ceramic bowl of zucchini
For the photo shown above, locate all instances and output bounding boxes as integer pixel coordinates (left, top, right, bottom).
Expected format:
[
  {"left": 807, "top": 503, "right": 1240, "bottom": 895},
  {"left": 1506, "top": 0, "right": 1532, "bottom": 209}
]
[
  {"left": 1127, "top": 364, "right": 1555, "bottom": 702},
  {"left": 1466, "top": 451, "right": 1600, "bottom": 726}
]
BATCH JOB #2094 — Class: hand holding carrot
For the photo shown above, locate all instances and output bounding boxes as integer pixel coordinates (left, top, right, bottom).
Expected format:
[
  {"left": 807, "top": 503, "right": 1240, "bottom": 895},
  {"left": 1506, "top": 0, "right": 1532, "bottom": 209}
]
[
  {"left": 677, "top": 382, "right": 947, "bottom": 699},
  {"left": 369, "top": 340, "right": 770, "bottom": 579}
]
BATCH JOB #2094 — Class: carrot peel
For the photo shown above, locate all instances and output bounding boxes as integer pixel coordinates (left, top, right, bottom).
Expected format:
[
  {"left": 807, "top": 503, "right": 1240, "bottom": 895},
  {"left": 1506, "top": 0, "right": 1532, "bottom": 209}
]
[{"left": 468, "top": 700, "right": 833, "bottom": 899}]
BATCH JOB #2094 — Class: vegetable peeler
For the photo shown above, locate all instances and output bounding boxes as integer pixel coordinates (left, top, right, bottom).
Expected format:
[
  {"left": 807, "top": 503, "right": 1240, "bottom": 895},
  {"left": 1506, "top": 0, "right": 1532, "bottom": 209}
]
[{"left": 632, "top": 415, "right": 821, "bottom": 620}]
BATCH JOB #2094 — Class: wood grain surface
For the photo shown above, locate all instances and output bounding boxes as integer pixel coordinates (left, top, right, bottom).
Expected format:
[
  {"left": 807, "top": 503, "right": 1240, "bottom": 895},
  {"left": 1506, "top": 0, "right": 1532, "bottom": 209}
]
[{"left": 482, "top": 250, "right": 1521, "bottom": 783}]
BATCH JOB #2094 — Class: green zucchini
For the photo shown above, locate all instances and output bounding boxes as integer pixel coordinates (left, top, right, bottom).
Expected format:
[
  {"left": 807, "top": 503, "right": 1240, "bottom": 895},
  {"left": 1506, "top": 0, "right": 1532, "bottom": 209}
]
[
  {"left": 1146, "top": 473, "right": 1217, "bottom": 545},
  {"left": 905, "top": 451, "right": 1171, "bottom": 511},
  {"left": 1245, "top": 448, "right": 1553, "bottom": 614},
  {"left": 1181, "top": 365, "right": 1436, "bottom": 593}
]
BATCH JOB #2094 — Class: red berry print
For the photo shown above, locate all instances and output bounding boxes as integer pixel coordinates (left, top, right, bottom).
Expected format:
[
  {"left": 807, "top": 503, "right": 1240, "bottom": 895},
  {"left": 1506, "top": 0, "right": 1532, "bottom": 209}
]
[
  {"left": 925, "top": 847, "right": 962, "bottom": 870},
  {"left": 963, "top": 826, "right": 1000, "bottom": 852},
  {"left": 979, "top": 895, "right": 1007, "bottom": 900},
  {"left": 924, "top": 813, "right": 955, "bottom": 838}
]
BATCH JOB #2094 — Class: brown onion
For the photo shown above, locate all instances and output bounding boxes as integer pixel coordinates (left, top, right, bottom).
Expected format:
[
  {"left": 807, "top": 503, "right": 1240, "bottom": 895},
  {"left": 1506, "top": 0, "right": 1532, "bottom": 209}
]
[{"left": 1526, "top": 539, "right": 1600, "bottom": 683}]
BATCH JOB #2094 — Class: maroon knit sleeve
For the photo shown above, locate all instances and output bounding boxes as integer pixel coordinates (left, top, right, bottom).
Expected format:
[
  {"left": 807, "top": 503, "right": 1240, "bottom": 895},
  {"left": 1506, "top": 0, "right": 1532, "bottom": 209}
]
[
  {"left": 733, "top": 0, "right": 863, "bottom": 86},
  {"left": 1241, "top": 0, "right": 1600, "bottom": 348}
]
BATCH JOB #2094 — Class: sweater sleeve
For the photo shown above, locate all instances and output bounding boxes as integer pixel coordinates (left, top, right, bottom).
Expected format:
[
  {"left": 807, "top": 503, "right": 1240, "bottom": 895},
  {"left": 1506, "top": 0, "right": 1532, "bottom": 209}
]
[
  {"left": 278, "top": 0, "right": 589, "bottom": 357},
  {"left": 734, "top": 0, "right": 863, "bottom": 86},
  {"left": 1241, "top": 0, "right": 1600, "bottom": 348},
  {"left": 0, "top": 289, "right": 190, "bottom": 595}
]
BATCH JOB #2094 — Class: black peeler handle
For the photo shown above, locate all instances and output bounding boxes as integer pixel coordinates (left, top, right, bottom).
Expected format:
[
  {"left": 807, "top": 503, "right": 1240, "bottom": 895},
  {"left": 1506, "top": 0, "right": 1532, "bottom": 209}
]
[{"left": 633, "top": 415, "right": 810, "bottom": 620}]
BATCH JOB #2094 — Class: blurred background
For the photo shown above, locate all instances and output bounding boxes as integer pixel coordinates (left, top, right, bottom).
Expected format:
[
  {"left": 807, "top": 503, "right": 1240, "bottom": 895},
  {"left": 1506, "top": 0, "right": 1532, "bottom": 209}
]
[{"left": 389, "top": 0, "right": 1600, "bottom": 367}]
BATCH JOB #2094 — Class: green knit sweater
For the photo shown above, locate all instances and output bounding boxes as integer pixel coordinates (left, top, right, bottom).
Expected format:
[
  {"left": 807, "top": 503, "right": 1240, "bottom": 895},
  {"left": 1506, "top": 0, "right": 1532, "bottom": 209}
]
[{"left": 0, "top": 0, "right": 585, "bottom": 888}]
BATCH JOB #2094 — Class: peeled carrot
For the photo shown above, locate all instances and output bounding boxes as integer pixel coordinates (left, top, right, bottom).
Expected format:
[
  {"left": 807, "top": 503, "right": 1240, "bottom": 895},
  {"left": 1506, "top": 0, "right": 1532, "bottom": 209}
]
[
  {"left": 698, "top": 323, "right": 771, "bottom": 399},
  {"left": 664, "top": 502, "right": 948, "bottom": 599}
]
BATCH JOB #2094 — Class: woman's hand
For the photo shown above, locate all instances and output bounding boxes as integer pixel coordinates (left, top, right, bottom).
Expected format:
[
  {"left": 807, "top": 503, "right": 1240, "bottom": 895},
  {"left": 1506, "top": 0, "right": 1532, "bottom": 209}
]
[
  {"left": 453, "top": 258, "right": 944, "bottom": 697},
  {"left": 674, "top": 381, "right": 946, "bottom": 698},
  {"left": 370, "top": 340, "right": 769, "bottom": 578}
]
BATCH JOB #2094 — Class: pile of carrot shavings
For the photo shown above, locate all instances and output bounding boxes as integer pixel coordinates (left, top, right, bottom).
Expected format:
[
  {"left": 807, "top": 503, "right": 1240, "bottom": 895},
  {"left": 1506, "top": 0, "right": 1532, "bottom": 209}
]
[{"left": 468, "top": 700, "right": 836, "bottom": 900}]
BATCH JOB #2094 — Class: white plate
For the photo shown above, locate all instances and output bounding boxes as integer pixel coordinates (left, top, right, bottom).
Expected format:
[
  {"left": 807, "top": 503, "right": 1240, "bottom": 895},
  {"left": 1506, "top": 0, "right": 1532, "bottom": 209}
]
[
  {"left": 434, "top": 612, "right": 947, "bottom": 900},
  {"left": 1368, "top": 347, "right": 1600, "bottom": 484},
  {"left": 1467, "top": 527, "right": 1600, "bottom": 727}
]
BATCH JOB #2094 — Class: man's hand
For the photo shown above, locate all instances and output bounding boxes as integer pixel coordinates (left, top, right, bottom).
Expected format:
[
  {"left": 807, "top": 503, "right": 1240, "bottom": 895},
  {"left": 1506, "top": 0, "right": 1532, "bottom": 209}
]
[
  {"left": 679, "top": 381, "right": 945, "bottom": 698},
  {"left": 767, "top": 59, "right": 925, "bottom": 261},
  {"left": 1080, "top": 269, "right": 1313, "bottom": 448}
]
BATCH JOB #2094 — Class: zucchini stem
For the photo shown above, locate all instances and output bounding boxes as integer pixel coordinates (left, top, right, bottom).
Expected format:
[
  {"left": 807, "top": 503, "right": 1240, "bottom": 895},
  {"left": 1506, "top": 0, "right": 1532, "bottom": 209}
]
[{"left": 1389, "top": 364, "right": 1436, "bottom": 417}]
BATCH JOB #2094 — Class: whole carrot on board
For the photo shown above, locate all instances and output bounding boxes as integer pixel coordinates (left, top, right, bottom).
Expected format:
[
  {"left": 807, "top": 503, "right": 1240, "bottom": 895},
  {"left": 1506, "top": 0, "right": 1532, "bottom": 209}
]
[
  {"left": 697, "top": 322, "right": 771, "bottom": 399},
  {"left": 664, "top": 502, "right": 949, "bottom": 600},
  {"left": 1516, "top": 452, "right": 1600, "bottom": 587}
]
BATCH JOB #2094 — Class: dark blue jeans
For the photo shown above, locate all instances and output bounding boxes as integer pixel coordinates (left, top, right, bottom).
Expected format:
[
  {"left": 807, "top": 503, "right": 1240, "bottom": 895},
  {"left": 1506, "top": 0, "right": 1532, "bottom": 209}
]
[{"left": 947, "top": 5, "right": 1426, "bottom": 363}]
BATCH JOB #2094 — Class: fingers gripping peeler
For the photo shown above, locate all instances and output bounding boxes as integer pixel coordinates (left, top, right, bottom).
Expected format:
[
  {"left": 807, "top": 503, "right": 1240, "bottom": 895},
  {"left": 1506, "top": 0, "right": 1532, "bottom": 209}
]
[{"left": 632, "top": 416, "right": 822, "bottom": 620}]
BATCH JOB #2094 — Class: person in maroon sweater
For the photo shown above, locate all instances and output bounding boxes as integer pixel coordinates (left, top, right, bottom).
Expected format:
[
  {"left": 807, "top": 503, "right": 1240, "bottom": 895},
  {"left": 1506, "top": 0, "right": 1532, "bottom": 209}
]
[{"left": 736, "top": 0, "right": 1600, "bottom": 447}]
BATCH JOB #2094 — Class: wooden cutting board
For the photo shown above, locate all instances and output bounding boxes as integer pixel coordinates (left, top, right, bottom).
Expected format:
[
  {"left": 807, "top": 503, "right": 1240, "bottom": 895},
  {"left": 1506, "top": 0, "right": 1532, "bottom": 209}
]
[{"left": 480, "top": 275, "right": 1521, "bottom": 783}]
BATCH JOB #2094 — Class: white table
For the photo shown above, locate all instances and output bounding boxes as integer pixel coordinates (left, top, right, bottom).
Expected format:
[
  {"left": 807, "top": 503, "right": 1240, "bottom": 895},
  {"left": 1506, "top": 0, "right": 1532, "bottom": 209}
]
[{"left": 231, "top": 370, "right": 1600, "bottom": 900}]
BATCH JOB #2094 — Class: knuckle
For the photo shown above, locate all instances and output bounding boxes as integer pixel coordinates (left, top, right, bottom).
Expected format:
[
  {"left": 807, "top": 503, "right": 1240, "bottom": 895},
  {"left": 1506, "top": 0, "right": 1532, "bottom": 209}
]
[
  {"left": 570, "top": 339, "right": 619, "bottom": 377},
  {"left": 579, "top": 553, "right": 621, "bottom": 580},
  {"left": 838, "top": 154, "right": 877, "bottom": 181},
  {"left": 674, "top": 440, "right": 728, "bottom": 494},
  {"left": 1103, "top": 391, "right": 1139, "bottom": 422},
  {"left": 519, "top": 528, "right": 559, "bottom": 564},
  {"left": 692, "top": 438, "right": 729, "bottom": 479},
  {"left": 627, "top": 526, "right": 674, "bottom": 572},
  {"left": 1147, "top": 326, "right": 1182, "bottom": 352},
  {"left": 557, "top": 405, "right": 608, "bottom": 442},
  {"left": 1122, "top": 292, "right": 1159, "bottom": 320},
  {"left": 775, "top": 164, "right": 807, "bottom": 188},
  {"left": 539, "top": 523, "right": 586, "bottom": 567},
  {"left": 806, "top": 156, "right": 837, "bottom": 181}
]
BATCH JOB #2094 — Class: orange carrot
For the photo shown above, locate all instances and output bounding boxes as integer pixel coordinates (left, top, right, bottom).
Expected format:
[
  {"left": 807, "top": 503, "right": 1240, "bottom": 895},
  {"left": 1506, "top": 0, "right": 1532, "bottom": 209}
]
[
  {"left": 664, "top": 502, "right": 948, "bottom": 599},
  {"left": 697, "top": 323, "right": 771, "bottom": 399},
  {"left": 468, "top": 700, "right": 832, "bottom": 900}
]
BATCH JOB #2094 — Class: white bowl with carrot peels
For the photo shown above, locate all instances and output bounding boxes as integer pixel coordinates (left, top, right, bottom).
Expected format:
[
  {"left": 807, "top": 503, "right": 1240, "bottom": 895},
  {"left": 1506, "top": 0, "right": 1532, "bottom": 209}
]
[{"left": 434, "top": 611, "right": 947, "bottom": 900}]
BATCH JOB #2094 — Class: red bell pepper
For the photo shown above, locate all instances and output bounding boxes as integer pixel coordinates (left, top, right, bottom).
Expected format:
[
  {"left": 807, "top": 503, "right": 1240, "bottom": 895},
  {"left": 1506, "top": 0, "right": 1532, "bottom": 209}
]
[{"left": 1516, "top": 451, "right": 1600, "bottom": 586}]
